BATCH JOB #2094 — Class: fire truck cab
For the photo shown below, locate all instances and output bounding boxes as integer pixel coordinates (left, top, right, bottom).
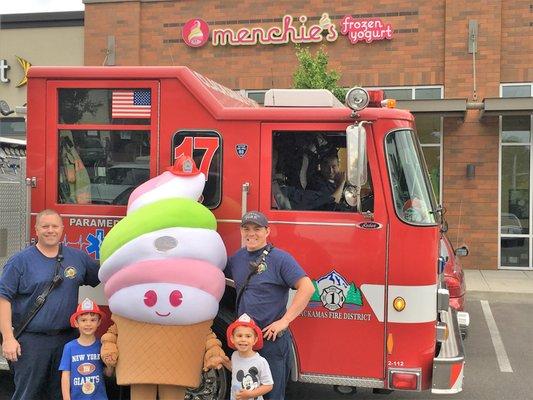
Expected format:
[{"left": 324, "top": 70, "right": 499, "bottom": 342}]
[{"left": 20, "top": 66, "right": 464, "bottom": 396}]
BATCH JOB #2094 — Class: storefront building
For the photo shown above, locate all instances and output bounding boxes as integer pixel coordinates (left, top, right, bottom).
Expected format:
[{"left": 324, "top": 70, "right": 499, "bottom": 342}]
[
  {"left": 7, "top": 1, "right": 533, "bottom": 270},
  {"left": 0, "top": 11, "right": 84, "bottom": 139}
]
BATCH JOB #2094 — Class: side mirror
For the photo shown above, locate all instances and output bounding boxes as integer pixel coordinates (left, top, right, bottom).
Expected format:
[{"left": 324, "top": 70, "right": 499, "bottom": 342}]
[
  {"left": 454, "top": 245, "right": 469, "bottom": 257},
  {"left": 346, "top": 122, "right": 367, "bottom": 187}
]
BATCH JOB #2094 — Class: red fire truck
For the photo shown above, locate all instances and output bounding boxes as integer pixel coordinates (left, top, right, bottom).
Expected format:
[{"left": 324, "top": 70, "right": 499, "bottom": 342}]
[{"left": 21, "top": 66, "right": 465, "bottom": 396}]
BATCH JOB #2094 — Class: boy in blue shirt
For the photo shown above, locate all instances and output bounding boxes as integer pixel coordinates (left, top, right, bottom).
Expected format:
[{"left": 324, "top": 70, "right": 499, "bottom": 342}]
[{"left": 59, "top": 298, "right": 113, "bottom": 400}]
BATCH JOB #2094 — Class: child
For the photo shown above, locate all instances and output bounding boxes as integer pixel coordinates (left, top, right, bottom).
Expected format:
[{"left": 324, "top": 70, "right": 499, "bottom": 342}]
[
  {"left": 224, "top": 314, "right": 273, "bottom": 400},
  {"left": 59, "top": 298, "right": 113, "bottom": 400}
]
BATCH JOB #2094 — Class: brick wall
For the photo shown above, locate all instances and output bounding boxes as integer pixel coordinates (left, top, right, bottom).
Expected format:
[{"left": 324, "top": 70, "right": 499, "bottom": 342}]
[{"left": 84, "top": 0, "right": 533, "bottom": 269}]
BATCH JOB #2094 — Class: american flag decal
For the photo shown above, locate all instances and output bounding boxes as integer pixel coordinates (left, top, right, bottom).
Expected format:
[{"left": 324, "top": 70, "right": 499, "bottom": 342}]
[{"left": 112, "top": 89, "right": 151, "bottom": 119}]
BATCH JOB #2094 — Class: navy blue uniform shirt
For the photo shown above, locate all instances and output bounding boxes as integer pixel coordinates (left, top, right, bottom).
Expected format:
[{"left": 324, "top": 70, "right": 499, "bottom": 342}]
[
  {"left": 0, "top": 245, "right": 99, "bottom": 332},
  {"left": 227, "top": 246, "right": 306, "bottom": 329}
]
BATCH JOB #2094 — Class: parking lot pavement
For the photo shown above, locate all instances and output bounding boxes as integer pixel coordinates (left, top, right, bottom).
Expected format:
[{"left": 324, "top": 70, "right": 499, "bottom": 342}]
[{"left": 2, "top": 291, "right": 532, "bottom": 400}]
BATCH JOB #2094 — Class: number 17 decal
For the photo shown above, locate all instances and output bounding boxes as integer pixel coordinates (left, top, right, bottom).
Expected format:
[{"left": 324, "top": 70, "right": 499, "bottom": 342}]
[{"left": 173, "top": 135, "right": 220, "bottom": 180}]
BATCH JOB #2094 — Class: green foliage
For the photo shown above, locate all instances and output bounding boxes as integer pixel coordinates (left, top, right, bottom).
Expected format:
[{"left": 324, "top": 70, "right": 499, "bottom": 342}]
[{"left": 293, "top": 45, "right": 346, "bottom": 102}]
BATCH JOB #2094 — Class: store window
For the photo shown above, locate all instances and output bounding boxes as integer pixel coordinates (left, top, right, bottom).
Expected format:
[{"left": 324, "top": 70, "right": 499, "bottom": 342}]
[
  {"left": 499, "top": 83, "right": 533, "bottom": 269},
  {"left": 246, "top": 90, "right": 266, "bottom": 105},
  {"left": 271, "top": 131, "right": 373, "bottom": 212}
]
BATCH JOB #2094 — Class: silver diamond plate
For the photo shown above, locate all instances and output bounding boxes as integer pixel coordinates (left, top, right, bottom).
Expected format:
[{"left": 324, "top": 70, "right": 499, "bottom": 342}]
[
  {"left": 299, "top": 373, "right": 384, "bottom": 388},
  {"left": 0, "top": 157, "right": 27, "bottom": 268}
]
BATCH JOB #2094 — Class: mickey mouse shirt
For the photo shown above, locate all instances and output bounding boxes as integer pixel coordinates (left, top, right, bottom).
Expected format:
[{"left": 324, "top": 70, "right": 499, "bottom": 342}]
[
  {"left": 230, "top": 352, "right": 273, "bottom": 400},
  {"left": 59, "top": 339, "right": 108, "bottom": 400}
]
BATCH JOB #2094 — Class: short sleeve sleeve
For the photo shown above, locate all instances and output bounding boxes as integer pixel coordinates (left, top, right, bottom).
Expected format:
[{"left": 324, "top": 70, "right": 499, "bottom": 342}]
[
  {"left": 58, "top": 342, "right": 72, "bottom": 371},
  {"left": 82, "top": 252, "right": 100, "bottom": 287},
  {"left": 278, "top": 252, "right": 306, "bottom": 289},
  {"left": 259, "top": 356, "right": 274, "bottom": 385},
  {"left": 0, "top": 256, "right": 22, "bottom": 301},
  {"left": 224, "top": 257, "right": 233, "bottom": 279}
]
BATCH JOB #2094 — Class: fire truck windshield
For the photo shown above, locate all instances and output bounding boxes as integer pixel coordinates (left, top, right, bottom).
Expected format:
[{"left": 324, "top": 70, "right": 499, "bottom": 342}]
[{"left": 385, "top": 129, "right": 438, "bottom": 225}]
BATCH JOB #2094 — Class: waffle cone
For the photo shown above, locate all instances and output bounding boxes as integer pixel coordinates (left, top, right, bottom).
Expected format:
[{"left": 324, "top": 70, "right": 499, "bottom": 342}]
[{"left": 112, "top": 314, "right": 212, "bottom": 387}]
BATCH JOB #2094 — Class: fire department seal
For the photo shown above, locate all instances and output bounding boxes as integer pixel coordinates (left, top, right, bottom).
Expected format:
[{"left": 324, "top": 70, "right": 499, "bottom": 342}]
[
  {"left": 64, "top": 266, "right": 77, "bottom": 279},
  {"left": 236, "top": 144, "right": 248, "bottom": 158}
]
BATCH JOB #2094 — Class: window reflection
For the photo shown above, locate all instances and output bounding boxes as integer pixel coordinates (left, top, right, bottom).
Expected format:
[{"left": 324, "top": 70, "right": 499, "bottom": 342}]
[{"left": 58, "top": 130, "right": 150, "bottom": 205}]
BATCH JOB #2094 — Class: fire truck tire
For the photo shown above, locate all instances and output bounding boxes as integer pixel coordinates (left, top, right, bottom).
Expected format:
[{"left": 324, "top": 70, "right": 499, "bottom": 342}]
[{"left": 333, "top": 385, "right": 357, "bottom": 395}]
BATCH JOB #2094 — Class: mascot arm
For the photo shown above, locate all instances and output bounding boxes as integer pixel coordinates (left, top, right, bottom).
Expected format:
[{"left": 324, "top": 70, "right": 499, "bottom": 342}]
[
  {"left": 101, "top": 323, "right": 119, "bottom": 368},
  {"left": 203, "top": 331, "right": 229, "bottom": 371}
]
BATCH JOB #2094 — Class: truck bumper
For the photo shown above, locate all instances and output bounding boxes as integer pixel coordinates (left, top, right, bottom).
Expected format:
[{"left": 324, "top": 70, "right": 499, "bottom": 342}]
[{"left": 431, "top": 307, "right": 465, "bottom": 394}]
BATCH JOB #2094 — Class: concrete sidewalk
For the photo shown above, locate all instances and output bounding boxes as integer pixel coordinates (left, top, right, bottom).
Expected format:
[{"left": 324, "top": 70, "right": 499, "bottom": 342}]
[{"left": 464, "top": 269, "right": 533, "bottom": 293}]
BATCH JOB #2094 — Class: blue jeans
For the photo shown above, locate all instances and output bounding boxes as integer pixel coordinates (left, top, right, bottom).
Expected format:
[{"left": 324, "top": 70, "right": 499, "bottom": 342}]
[
  {"left": 259, "top": 332, "right": 292, "bottom": 400},
  {"left": 10, "top": 330, "right": 76, "bottom": 400}
]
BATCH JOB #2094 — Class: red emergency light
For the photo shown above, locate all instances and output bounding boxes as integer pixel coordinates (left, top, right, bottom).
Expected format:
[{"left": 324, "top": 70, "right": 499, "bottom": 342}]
[{"left": 368, "top": 90, "right": 384, "bottom": 106}]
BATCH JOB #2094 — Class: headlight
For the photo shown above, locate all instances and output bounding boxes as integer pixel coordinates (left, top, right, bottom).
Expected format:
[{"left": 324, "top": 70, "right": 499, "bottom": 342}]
[{"left": 345, "top": 87, "right": 369, "bottom": 111}]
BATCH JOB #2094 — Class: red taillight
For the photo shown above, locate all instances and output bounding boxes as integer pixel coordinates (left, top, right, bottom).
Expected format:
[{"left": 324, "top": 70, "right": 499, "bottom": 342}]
[
  {"left": 444, "top": 275, "right": 462, "bottom": 297},
  {"left": 390, "top": 372, "right": 419, "bottom": 390}
]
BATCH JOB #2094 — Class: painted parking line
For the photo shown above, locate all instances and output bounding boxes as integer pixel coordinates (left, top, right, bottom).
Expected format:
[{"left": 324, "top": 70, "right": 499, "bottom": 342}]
[{"left": 480, "top": 300, "right": 513, "bottom": 373}]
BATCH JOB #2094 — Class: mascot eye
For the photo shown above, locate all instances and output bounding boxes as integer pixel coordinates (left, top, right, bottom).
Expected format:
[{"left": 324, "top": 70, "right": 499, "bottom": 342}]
[
  {"left": 144, "top": 290, "right": 158, "bottom": 307},
  {"left": 169, "top": 290, "right": 183, "bottom": 307}
]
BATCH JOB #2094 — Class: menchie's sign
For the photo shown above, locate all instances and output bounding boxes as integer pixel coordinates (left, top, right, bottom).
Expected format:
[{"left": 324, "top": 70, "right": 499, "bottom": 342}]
[{"left": 182, "top": 13, "right": 393, "bottom": 48}]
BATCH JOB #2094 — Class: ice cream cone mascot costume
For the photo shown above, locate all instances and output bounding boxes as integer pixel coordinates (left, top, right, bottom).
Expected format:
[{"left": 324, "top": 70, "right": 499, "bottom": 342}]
[{"left": 98, "top": 156, "right": 228, "bottom": 400}]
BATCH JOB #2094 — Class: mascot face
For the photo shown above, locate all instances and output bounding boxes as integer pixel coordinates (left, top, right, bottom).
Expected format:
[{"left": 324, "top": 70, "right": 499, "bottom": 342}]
[
  {"left": 108, "top": 283, "right": 220, "bottom": 325},
  {"left": 104, "top": 257, "right": 226, "bottom": 325}
]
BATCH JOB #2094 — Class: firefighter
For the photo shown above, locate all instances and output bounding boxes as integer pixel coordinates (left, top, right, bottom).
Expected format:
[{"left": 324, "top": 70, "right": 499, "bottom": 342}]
[
  {"left": 226, "top": 211, "right": 314, "bottom": 400},
  {"left": 307, "top": 151, "right": 347, "bottom": 211},
  {"left": 0, "top": 209, "right": 100, "bottom": 400}
]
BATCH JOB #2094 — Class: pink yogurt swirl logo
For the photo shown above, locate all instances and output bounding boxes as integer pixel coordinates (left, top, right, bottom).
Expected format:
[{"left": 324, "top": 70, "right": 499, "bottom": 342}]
[{"left": 182, "top": 18, "right": 209, "bottom": 47}]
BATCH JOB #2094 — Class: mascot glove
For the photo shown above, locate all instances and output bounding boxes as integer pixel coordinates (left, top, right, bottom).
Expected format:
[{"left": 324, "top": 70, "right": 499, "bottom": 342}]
[
  {"left": 101, "top": 324, "right": 119, "bottom": 367},
  {"left": 203, "top": 331, "right": 228, "bottom": 371}
]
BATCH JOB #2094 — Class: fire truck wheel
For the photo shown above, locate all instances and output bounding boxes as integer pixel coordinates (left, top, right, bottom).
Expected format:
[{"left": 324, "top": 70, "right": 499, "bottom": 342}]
[
  {"left": 333, "top": 385, "right": 357, "bottom": 395},
  {"left": 185, "top": 368, "right": 228, "bottom": 400}
]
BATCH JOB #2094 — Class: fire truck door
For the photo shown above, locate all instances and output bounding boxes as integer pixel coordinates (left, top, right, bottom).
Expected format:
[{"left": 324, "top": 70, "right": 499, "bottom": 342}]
[{"left": 259, "top": 123, "right": 388, "bottom": 380}]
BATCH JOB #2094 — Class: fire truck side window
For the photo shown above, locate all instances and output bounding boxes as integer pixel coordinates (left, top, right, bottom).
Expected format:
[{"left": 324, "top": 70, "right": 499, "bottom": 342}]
[
  {"left": 272, "top": 131, "right": 373, "bottom": 212},
  {"left": 58, "top": 130, "right": 150, "bottom": 205}
]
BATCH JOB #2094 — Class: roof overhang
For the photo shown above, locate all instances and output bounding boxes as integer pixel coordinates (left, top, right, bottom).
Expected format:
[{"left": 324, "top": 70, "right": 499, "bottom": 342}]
[
  {"left": 395, "top": 99, "right": 467, "bottom": 118},
  {"left": 480, "top": 97, "right": 533, "bottom": 119}
]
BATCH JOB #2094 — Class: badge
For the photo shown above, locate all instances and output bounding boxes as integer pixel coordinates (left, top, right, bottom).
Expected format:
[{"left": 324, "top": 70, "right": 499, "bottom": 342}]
[
  {"left": 256, "top": 262, "right": 267, "bottom": 274},
  {"left": 64, "top": 266, "right": 77, "bottom": 279},
  {"left": 236, "top": 144, "right": 248, "bottom": 158}
]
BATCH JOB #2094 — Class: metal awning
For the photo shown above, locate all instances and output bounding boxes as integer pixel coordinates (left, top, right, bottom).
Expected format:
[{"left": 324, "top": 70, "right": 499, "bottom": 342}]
[
  {"left": 396, "top": 99, "right": 467, "bottom": 118},
  {"left": 480, "top": 97, "right": 533, "bottom": 119}
]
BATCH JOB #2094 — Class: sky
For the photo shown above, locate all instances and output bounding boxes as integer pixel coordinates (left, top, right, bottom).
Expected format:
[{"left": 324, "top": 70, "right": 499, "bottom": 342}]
[{"left": 0, "top": 0, "right": 84, "bottom": 15}]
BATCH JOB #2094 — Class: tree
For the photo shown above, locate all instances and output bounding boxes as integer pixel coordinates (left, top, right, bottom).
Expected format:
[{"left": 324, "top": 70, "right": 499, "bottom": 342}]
[{"left": 293, "top": 45, "right": 346, "bottom": 103}]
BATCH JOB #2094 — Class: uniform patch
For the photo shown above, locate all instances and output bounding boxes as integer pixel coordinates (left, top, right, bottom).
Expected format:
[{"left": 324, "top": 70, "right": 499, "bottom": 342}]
[{"left": 64, "top": 266, "right": 77, "bottom": 279}]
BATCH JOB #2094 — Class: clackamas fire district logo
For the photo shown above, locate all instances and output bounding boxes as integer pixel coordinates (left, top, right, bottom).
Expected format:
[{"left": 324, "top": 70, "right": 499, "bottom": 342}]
[{"left": 309, "top": 270, "right": 363, "bottom": 311}]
